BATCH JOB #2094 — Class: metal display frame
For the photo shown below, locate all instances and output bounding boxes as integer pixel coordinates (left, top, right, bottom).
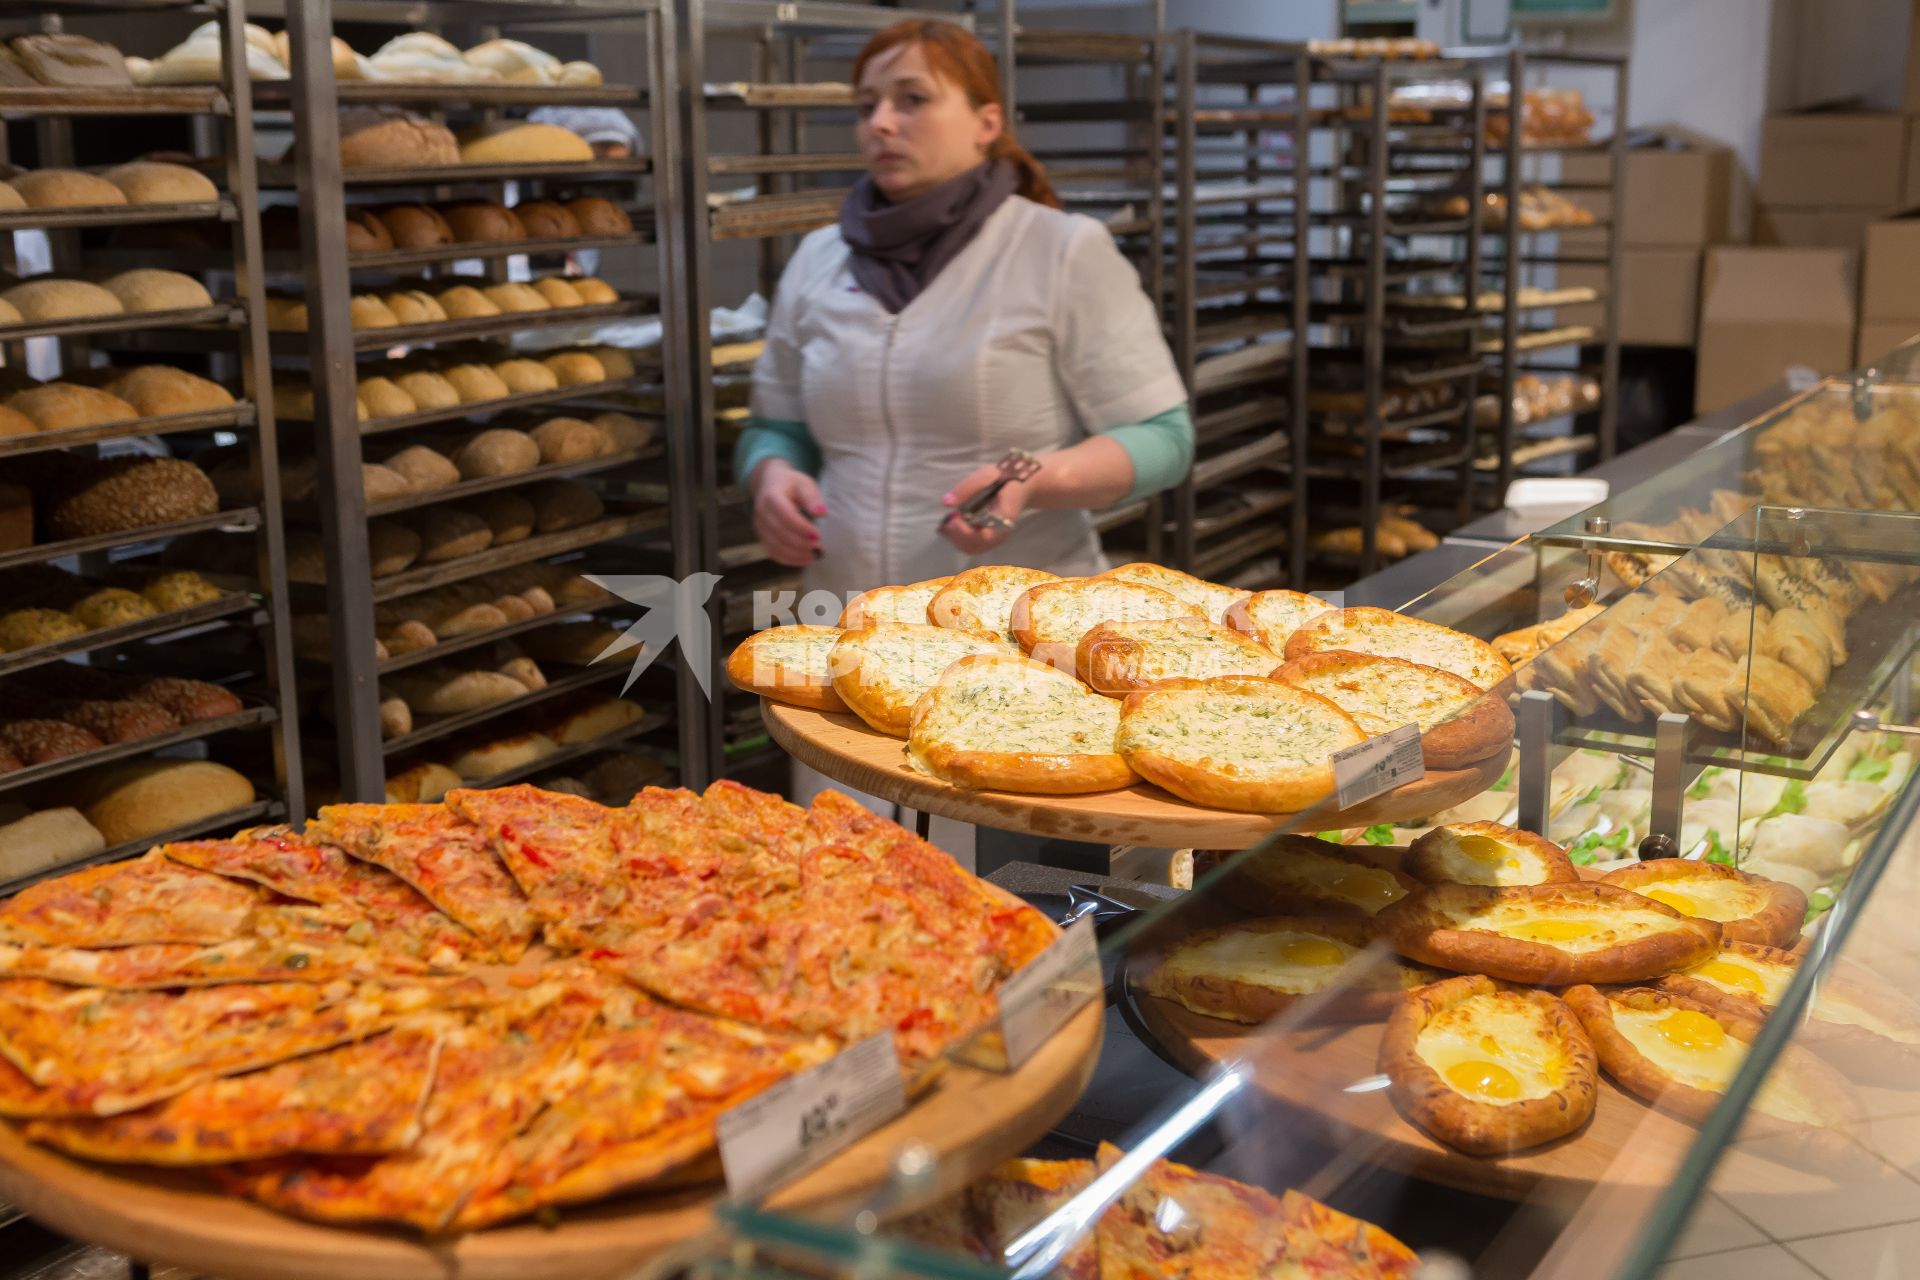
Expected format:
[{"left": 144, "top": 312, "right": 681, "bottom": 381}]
[
  {"left": 0, "top": 0, "right": 302, "bottom": 859},
  {"left": 277, "top": 0, "right": 691, "bottom": 802}
]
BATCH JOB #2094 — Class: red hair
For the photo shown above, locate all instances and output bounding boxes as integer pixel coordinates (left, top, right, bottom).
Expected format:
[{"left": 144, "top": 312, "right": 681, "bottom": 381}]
[{"left": 853, "top": 20, "right": 1062, "bottom": 211}]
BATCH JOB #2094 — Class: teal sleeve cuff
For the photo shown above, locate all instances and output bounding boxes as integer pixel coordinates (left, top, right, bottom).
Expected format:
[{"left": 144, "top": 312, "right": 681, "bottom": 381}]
[
  {"left": 1104, "top": 404, "right": 1195, "bottom": 504},
  {"left": 734, "top": 416, "right": 822, "bottom": 487}
]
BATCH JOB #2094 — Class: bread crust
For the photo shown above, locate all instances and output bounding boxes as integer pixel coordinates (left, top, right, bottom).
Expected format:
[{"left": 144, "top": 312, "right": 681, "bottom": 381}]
[
  {"left": 1599, "top": 860, "right": 1806, "bottom": 949},
  {"left": 906, "top": 653, "right": 1133, "bottom": 795},
  {"left": 1381, "top": 975, "right": 1599, "bottom": 1156},
  {"left": 927, "top": 565, "right": 1060, "bottom": 641},
  {"left": 1096, "top": 562, "right": 1248, "bottom": 622},
  {"left": 1143, "top": 914, "right": 1432, "bottom": 1024},
  {"left": 1654, "top": 941, "right": 1802, "bottom": 1024},
  {"left": 1406, "top": 821, "right": 1579, "bottom": 886},
  {"left": 1076, "top": 617, "right": 1279, "bottom": 696},
  {"left": 1379, "top": 883, "right": 1721, "bottom": 984},
  {"left": 1011, "top": 578, "right": 1201, "bottom": 673},
  {"left": 725, "top": 625, "right": 847, "bottom": 713},
  {"left": 1203, "top": 835, "right": 1421, "bottom": 916},
  {"left": 828, "top": 624, "right": 1007, "bottom": 737},
  {"left": 1271, "top": 650, "right": 1513, "bottom": 770},
  {"left": 1115, "top": 678, "right": 1364, "bottom": 812},
  {"left": 1283, "top": 605, "right": 1514, "bottom": 693},
  {"left": 1222, "top": 588, "right": 1331, "bottom": 651},
  {"left": 838, "top": 577, "right": 953, "bottom": 630}
]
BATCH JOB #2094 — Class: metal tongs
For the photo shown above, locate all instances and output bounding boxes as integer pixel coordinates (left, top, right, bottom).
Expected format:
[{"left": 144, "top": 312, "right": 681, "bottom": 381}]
[{"left": 950, "top": 448, "right": 1043, "bottom": 532}]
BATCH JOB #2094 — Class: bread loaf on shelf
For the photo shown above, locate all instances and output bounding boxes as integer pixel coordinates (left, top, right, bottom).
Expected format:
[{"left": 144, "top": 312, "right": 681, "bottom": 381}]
[
  {"left": 80, "top": 760, "right": 255, "bottom": 845},
  {"left": 513, "top": 200, "right": 582, "bottom": 238},
  {"left": 102, "top": 161, "right": 218, "bottom": 206},
  {"left": 530, "top": 417, "right": 608, "bottom": 463},
  {"left": 383, "top": 444, "right": 459, "bottom": 492},
  {"left": 492, "top": 359, "right": 558, "bottom": 393},
  {"left": 0, "top": 406, "right": 33, "bottom": 438},
  {"left": 337, "top": 108, "right": 460, "bottom": 169},
  {"left": 356, "top": 376, "right": 418, "bottom": 419},
  {"left": 392, "top": 371, "right": 458, "bottom": 411},
  {"left": 385, "top": 762, "right": 460, "bottom": 804},
  {"left": 413, "top": 508, "right": 493, "bottom": 563},
  {"left": 459, "top": 122, "right": 593, "bottom": 164},
  {"left": 46, "top": 456, "right": 217, "bottom": 538},
  {"left": 528, "top": 479, "right": 605, "bottom": 532},
  {"left": 378, "top": 203, "right": 454, "bottom": 249},
  {"left": 455, "top": 428, "right": 540, "bottom": 478},
  {"left": 566, "top": 197, "right": 633, "bottom": 236},
  {"left": 2, "top": 279, "right": 123, "bottom": 322},
  {"left": 452, "top": 731, "right": 558, "bottom": 781},
  {"left": 543, "top": 352, "right": 606, "bottom": 386},
  {"left": 7, "top": 384, "right": 139, "bottom": 431},
  {"left": 445, "top": 202, "right": 528, "bottom": 243},
  {"left": 101, "top": 269, "right": 214, "bottom": 314},
  {"left": 13, "top": 169, "right": 126, "bottom": 209},
  {"left": 0, "top": 809, "right": 104, "bottom": 881},
  {"left": 464, "top": 492, "right": 535, "bottom": 545},
  {"left": 10, "top": 34, "right": 134, "bottom": 87},
  {"left": 102, "top": 366, "right": 234, "bottom": 417},
  {"left": 443, "top": 363, "right": 510, "bottom": 403}
]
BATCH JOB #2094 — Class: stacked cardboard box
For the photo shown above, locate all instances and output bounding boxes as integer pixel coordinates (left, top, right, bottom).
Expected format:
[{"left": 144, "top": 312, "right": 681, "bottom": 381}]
[
  {"left": 1562, "top": 127, "right": 1733, "bottom": 347},
  {"left": 1858, "top": 217, "right": 1920, "bottom": 364},
  {"left": 1753, "top": 109, "right": 1907, "bottom": 255},
  {"left": 1695, "top": 247, "right": 1856, "bottom": 414}
]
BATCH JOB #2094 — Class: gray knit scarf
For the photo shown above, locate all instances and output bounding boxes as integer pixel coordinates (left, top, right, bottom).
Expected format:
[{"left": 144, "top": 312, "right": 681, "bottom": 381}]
[{"left": 838, "top": 158, "right": 1018, "bottom": 314}]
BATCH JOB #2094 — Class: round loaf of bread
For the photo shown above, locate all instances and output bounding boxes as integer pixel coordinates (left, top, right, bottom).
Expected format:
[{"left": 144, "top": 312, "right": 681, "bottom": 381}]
[
  {"left": 459, "top": 122, "right": 593, "bottom": 164},
  {"left": 455, "top": 428, "right": 540, "bottom": 478},
  {"left": 48, "top": 456, "right": 216, "bottom": 538},
  {"left": 437, "top": 285, "right": 500, "bottom": 319},
  {"left": 362, "top": 463, "right": 413, "bottom": 505},
  {"left": 444, "top": 363, "right": 509, "bottom": 403},
  {"left": 413, "top": 508, "right": 493, "bottom": 562},
  {"left": 532, "top": 277, "right": 585, "bottom": 309},
  {"left": 513, "top": 200, "right": 582, "bottom": 238},
  {"left": 0, "top": 181, "right": 24, "bottom": 211},
  {"left": 483, "top": 282, "right": 549, "bottom": 313},
  {"left": 80, "top": 760, "right": 254, "bottom": 845},
  {"left": 383, "top": 290, "right": 445, "bottom": 325},
  {"left": 14, "top": 169, "right": 126, "bottom": 209},
  {"left": 528, "top": 479, "right": 605, "bottom": 532},
  {"left": 570, "top": 277, "right": 620, "bottom": 305},
  {"left": 385, "top": 762, "right": 460, "bottom": 804},
  {"left": 492, "top": 358, "right": 559, "bottom": 393},
  {"left": 368, "top": 519, "right": 423, "bottom": 576},
  {"left": 349, "top": 294, "right": 401, "bottom": 328},
  {"left": 143, "top": 571, "right": 223, "bottom": 611},
  {"left": 382, "top": 444, "right": 459, "bottom": 492},
  {"left": 3, "top": 279, "right": 124, "bottom": 322},
  {"left": 0, "top": 298, "right": 20, "bottom": 326},
  {"left": 591, "top": 411, "right": 654, "bottom": 449},
  {"left": 356, "top": 376, "right": 418, "bottom": 419},
  {"left": 380, "top": 620, "right": 438, "bottom": 657},
  {"left": 543, "top": 352, "right": 606, "bottom": 386},
  {"left": 102, "top": 366, "right": 234, "bottom": 417},
  {"left": 587, "top": 346, "right": 638, "bottom": 378},
  {"left": 378, "top": 203, "right": 454, "bottom": 248},
  {"left": 566, "top": 197, "right": 633, "bottom": 235},
  {"left": 339, "top": 110, "right": 460, "bottom": 169},
  {"left": 444, "top": 202, "right": 528, "bottom": 242},
  {"left": 393, "top": 370, "right": 459, "bottom": 410},
  {"left": 0, "top": 608, "right": 87, "bottom": 651},
  {"left": 464, "top": 491, "right": 535, "bottom": 545},
  {"left": 0, "top": 405, "right": 34, "bottom": 437},
  {"left": 8, "top": 383, "right": 139, "bottom": 431},
  {"left": 452, "top": 731, "right": 558, "bottom": 781},
  {"left": 530, "top": 417, "right": 608, "bottom": 463},
  {"left": 102, "top": 161, "right": 218, "bottom": 206},
  {"left": 71, "top": 588, "right": 156, "bottom": 629},
  {"left": 102, "top": 269, "right": 214, "bottom": 314},
  {"left": 345, "top": 207, "right": 395, "bottom": 254}
]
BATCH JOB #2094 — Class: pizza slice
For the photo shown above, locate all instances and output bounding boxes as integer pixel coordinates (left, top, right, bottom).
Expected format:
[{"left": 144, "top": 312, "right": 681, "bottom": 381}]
[
  {"left": 215, "top": 982, "right": 602, "bottom": 1231},
  {"left": 1093, "top": 1142, "right": 1290, "bottom": 1278},
  {"left": 165, "top": 826, "right": 477, "bottom": 968},
  {"left": 308, "top": 804, "right": 536, "bottom": 961},
  {"left": 0, "top": 851, "right": 269, "bottom": 948},
  {"left": 454, "top": 1002, "right": 836, "bottom": 1229},
  {"left": 446, "top": 785, "right": 628, "bottom": 929},
  {"left": 0, "top": 979, "right": 443, "bottom": 1117},
  {"left": 23, "top": 1018, "right": 449, "bottom": 1163},
  {"left": 1275, "top": 1189, "right": 1419, "bottom": 1279},
  {"left": 971, "top": 1158, "right": 1097, "bottom": 1279}
]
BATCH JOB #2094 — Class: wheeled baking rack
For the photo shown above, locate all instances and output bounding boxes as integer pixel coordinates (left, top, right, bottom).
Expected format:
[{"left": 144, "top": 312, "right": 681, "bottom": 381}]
[
  {"left": 1297, "top": 47, "right": 1489, "bottom": 581},
  {"left": 0, "top": 0, "right": 302, "bottom": 888},
  {"left": 1160, "top": 32, "right": 1310, "bottom": 591},
  {"left": 1476, "top": 48, "right": 1626, "bottom": 498},
  {"left": 267, "top": 0, "right": 690, "bottom": 804}
]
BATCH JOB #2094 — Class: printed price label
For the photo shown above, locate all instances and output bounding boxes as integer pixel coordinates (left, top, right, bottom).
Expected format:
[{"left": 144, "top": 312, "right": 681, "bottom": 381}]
[
  {"left": 997, "top": 916, "right": 1100, "bottom": 1069},
  {"left": 716, "top": 1032, "right": 905, "bottom": 1199},
  {"left": 1333, "top": 723, "right": 1426, "bottom": 811}
]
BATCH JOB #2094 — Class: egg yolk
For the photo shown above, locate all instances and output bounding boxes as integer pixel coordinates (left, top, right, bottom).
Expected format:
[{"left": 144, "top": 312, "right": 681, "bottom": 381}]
[
  {"left": 1694, "top": 960, "right": 1766, "bottom": 995},
  {"left": 1328, "top": 869, "right": 1404, "bottom": 909},
  {"left": 1657, "top": 1010, "right": 1728, "bottom": 1052},
  {"left": 1458, "top": 835, "right": 1510, "bottom": 862},
  {"left": 1445, "top": 1060, "right": 1521, "bottom": 1100},
  {"left": 1645, "top": 888, "right": 1701, "bottom": 915},
  {"left": 1277, "top": 937, "right": 1348, "bottom": 967},
  {"left": 1506, "top": 919, "right": 1599, "bottom": 942}
]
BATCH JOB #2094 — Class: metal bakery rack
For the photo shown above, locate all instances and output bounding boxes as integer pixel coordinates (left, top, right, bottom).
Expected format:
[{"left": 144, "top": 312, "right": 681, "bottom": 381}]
[
  {"left": 0, "top": 0, "right": 302, "bottom": 888},
  {"left": 265, "top": 0, "right": 687, "bottom": 805}
]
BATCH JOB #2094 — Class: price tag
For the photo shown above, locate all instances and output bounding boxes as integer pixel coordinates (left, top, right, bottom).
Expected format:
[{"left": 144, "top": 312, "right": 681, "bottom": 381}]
[
  {"left": 997, "top": 916, "right": 1100, "bottom": 1069},
  {"left": 1333, "top": 723, "right": 1426, "bottom": 811},
  {"left": 716, "top": 1032, "right": 905, "bottom": 1200}
]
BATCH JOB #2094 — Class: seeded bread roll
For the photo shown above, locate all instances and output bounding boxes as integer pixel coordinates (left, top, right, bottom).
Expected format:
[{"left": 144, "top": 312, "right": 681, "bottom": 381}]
[
  {"left": 101, "top": 161, "right": 218, "bottom": 206},
  {"left": 464, "top": 491, "right": 535, "bottom": 545},
  {"left": 492, "top": 358, "right": 559, "bottom": 393},
  {"left": 455, "top": 428, "right": 540, "bottom": 478},
  {"left": 512, "top": 200, "right": 583, "bottom": 238},
  {"left": 382, "top": 444, "right": 459, "bottom": 492},
  {"left": 102, "top": 366, "right": 234, "bottom": 417},
  {"left": 413, "top": 508, "right": 493, "bottom": 562},
  {"left": 102, "top": 269, "right": 214, "bottom": 314},
  {"left": 7, "top": 384, "right": 139, "bottom": 431},
  {"left": 530, "top": 417, "right": 608, "bottom": 463},
  {"left": 14, "top": 169, "right": 126, "bottom": 209},
  {"left": 0, "top": 609, "right": 86, "bottom": 651},
  {"left": 47, "top": 456, "right": 217, "bottom": 538},
  {"left": 3, "top": 279, "right": 123, "bottom": 322},
  {"left": 444, "top": 201, "right": 528, "bottom": 243},
  {"left": 70, "top": 589, "right": 154, "bottom": 629},
  {"left": 357, "top": 376, "right": 418, "bottom": 419},
  {"left": 566, "top": 197, "right": 633, "bottom": 235}
]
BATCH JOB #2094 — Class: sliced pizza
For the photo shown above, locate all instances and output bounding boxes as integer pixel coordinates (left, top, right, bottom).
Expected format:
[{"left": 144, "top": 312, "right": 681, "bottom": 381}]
[
  {"left": 308, "top": 804, "right": 537, "bottom": 961},
  {"left": 24, "top": 1018, "right": 448, "bottom": 1164},
  {"left": 0, "top": 851, "right": 268, "bottom": 948},
  {"left": 445, "top": 785, "right": 627, "bottom": 929},
  {"left": 971, "top": 1158, "right": 1097, "bottom": 1279},
  {"left": 1094, "top": 1141, "right": 1290, "bottom": 1276}
]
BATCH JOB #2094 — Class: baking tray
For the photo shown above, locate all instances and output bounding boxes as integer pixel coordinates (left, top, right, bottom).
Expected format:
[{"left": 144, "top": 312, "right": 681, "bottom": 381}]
[
  {"left": 0, "top": 703, "right": 276, "bottom": 798},
  {"left": 335, "top": 231, "right": 653, "bottom": 274},
  {"left": 0, "top": 201, "right": 233, "bottom": 232},
  {"left": 0, "top": 508, "right": 260, "bottom": 575},
  {"left": 0, "top": 403, "right": 252, "bottom": 460},
  {"left": 258, "top": 157, "right": 650, "bottom": 189},
  {"left": 0, "top": 592, "right": 255, "bottom": 680},
  {"left": 0, "top": 85, "right": 225, "bottom": 116},
  {"left": 0, "top": 305, "right": 237, "bottom": 345}
]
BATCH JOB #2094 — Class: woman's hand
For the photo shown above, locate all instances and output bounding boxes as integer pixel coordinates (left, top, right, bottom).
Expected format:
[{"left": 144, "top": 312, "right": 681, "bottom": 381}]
[
  {"left": 750, "top": 458, "right": 827, "bottom": 566},
  {"left": 938, "top": 461, "right": 1030, "bottom": 556}
]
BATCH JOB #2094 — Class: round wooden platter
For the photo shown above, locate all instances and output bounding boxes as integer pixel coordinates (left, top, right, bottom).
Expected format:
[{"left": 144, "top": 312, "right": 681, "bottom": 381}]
[
  {"left": 764, "top": 701, "right": 1508, "bottom": 849},
  {"left": 0, "top": 1002, "right": 1103, "bottom": 1280}
]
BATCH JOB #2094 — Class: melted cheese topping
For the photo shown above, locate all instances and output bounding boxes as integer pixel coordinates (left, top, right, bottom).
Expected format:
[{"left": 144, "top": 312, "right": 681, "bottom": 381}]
[
  {"left": 744, "top": 627, "right": 839, "bottom": 681},
  {"left": 1161, "top": 929, "right": 1358, "bottom": 996},
  {"left": 1612, "top": 1006, "right": 1746, "bottom": 1092},
  {"left": 1633, "top": 877, "right": 1764, "bottom": 923},
  {"left": 1244, "top": 849, "right": 1409, "bottom": 912},
  {"left": 1283, "top": 659, "right": 1478, "bottom": 737},
  {"left": 1097, "top": 620, "right": 1276, "bottom": 684},
  {"left": 938, "top": 569, "right": 1057, "bottom": 642},
  {"left": 1681, "top": 951, "right": 1795, "bottom": 1007},
  {"left": 1029, "top": 582, "right": 1196, "bottom": 647},
  {"left": 1427, "top": 831, "right": 1541, "bottom": 887},
  {"left": 1453, "top": 900, "right": 1683, "bottom": 953},
  {"left": 1117, "top": 690, "right": 1362, "bottom": 774},
  {"left": 913, "top": 662, "right": 1121, "bottom": 757},
  {"left": 1415, "top": 993, "right": 1568, "bottom": 1104},
  {"left": 847, "top": 582, "right": 943, "bottom": 627},
  {"left": 839, "top": 627, "right": 1006, "bottom": 701},
  {"left": 1244, "top": 592, "right": 1328, "bottom": 644}
]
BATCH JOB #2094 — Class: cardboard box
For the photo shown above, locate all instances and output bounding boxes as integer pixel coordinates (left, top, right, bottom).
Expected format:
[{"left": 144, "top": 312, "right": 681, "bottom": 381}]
[
  {"left": 1905, "top": 119, "right": 1920, "bottom": 219},
  {"left": 1907, "top": 0, "right": 1920, "bottom": 113},
  {"left": 1857, "top": 320, "right": 1920, "bottom": 365},
  {"left": 1562, "top": 247, "right": 1702, "bottom": 346},
  {"left": 1862, "top": 215, "right": 1920, "bottom": 320},
  {"left": 1757, "top": 111, "right": 1907, "bottom": 210},
  {"left": 1695, "top": 247, "right": 1857, "bottom": 415},
  {"left": 1753, "top": 207, "right": 1879, "bottom": 254},
  {"left": 1562, "top": 127, "right": 1733, "bottom": 247}
]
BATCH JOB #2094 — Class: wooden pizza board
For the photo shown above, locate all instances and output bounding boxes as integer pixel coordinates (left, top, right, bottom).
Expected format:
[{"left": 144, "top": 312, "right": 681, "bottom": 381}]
[
  {"left": 0, "top": 1001, "right": 1103, "bottom": 1280},
  {"left": 764, "top": 701, "right": 1508, "bottom": 849}
]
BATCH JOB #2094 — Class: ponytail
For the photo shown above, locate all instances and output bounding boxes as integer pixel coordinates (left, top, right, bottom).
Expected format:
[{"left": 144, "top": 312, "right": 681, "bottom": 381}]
[{"left": 855, "top": 21, "right": 1062, "bottom": 211}]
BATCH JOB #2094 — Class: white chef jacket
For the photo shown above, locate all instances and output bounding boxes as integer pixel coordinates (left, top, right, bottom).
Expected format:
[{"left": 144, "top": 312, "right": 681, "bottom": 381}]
[{"left": 750, "top": 194, "right": 1187, "bottom": 607}]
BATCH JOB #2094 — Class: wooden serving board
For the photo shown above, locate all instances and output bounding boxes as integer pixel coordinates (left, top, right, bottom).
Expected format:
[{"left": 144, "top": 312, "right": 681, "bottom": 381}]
[
  {"left": 0, "top": 1002, "right": 1102, "bottom": 1280},
  {"left": 764, "top": 702, "right": 1508, "bottom": 849}
]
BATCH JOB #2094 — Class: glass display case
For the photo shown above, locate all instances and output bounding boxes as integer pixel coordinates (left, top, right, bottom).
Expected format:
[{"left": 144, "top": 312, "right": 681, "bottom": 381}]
[{"left": 657, "top": 352, "right": 1920, "bottom": 1280}]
